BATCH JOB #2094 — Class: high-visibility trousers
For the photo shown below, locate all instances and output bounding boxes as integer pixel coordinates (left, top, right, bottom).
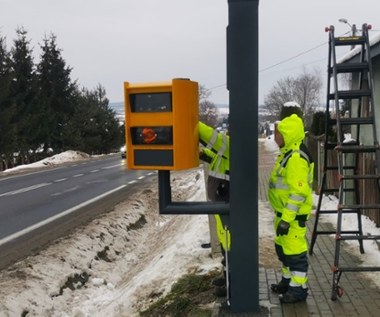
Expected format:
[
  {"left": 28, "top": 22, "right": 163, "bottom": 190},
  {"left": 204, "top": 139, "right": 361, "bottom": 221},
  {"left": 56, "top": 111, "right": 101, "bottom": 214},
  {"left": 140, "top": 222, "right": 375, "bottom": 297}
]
[{"left": 215, "top": 214, "right": 231, "bottom": 251}]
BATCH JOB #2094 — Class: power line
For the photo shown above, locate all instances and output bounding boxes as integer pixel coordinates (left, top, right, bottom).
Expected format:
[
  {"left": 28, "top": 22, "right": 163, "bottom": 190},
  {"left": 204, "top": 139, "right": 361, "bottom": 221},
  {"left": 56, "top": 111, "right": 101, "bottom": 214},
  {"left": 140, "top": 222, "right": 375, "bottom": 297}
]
[
  {"left": 208, "top": 40, "right": 328, "bottom": 92},
  {"left": 207, "top": 29, "right": 380, "bottom": 92},
  {"left": 259, "top": 41, "right": 327, "bottom": 73},
  {"left": 208, "top": 83, "right": 226, "bottom": 90}
]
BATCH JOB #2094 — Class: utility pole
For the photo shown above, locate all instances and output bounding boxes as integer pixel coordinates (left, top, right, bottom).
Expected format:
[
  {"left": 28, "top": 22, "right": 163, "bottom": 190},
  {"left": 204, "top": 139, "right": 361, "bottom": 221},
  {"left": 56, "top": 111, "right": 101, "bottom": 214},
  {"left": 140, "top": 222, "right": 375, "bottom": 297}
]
[
  {"left": 339, "top": 18, "right": 357, "bottom": 49},
  {"left": 227, "top": 0, "right": 259, "bottom": 313},
  {"left": 352, "top": 24, "right": 357, "bottom": 37}
]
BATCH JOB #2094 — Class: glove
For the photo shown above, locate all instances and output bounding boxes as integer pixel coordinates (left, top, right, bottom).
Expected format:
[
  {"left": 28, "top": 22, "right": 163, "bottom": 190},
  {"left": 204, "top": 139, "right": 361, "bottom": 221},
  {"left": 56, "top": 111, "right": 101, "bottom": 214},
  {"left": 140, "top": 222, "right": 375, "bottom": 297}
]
[
  {"left": 199, "top": 150, "right": 212, "bottom": 163},
  {"left": 217, "top": 182, "right": 229, "bottom": 201},
  {"left": 276, "top": 220, "right": 290, "bottom": 236}
]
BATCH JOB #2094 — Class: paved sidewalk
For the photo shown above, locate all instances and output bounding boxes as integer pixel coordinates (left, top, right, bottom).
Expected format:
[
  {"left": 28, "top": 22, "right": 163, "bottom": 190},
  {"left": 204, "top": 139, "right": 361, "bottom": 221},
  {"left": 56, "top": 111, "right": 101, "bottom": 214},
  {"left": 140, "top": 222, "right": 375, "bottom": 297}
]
[{"left": 214, "top": 141, "right": 380, "bottom": 316}]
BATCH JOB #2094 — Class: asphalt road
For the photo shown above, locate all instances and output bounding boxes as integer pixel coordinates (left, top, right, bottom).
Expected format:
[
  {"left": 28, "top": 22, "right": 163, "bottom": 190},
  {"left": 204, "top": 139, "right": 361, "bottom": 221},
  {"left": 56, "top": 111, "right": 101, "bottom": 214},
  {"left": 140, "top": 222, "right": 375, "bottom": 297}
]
[{"left": 0, "top": 154, "right": 156, "bottom": 269}]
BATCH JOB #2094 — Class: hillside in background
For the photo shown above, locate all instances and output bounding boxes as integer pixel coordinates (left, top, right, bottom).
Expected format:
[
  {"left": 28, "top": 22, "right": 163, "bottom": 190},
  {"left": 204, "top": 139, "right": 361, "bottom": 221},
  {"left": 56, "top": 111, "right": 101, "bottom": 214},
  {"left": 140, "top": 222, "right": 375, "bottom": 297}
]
[{"left": 110, "top": 102, "right": 229, "bottom": 123}]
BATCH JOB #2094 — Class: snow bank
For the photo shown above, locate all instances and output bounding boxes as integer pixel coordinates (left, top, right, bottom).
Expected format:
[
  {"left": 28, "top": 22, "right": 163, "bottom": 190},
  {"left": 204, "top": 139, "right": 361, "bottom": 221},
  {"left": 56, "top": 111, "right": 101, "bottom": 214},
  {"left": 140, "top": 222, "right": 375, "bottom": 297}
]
[{"left": 1, "top": 150, "right": 90, "bottom": 174}]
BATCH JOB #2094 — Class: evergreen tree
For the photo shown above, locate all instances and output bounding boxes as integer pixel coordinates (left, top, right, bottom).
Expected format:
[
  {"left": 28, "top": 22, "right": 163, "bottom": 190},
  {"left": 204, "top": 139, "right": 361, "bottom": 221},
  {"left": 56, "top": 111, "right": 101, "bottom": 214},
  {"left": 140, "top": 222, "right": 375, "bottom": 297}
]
[
  {"left": 36, "top": 33, "right": 77, "bottom": 153},
  {"left": 9, "top": 28, "right": 39, "bottom": 164},
  {"left": 0, "top": 35, "right": 16, "bottom": 170},
  {"left": 91, "top": 85, "right": 121, "bottom": 153},
  {"left": 67, "top": 85, "right": 121, "bottom": 154},
  {"left": 2, "top": 29, "right": 122, "bottom": 167}
]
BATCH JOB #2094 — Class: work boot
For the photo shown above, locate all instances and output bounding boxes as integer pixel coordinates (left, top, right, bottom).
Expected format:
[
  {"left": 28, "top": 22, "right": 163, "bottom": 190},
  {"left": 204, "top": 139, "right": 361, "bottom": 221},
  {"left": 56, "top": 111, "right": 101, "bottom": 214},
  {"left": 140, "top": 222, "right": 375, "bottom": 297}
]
[
  {"left": 213, "top": 286, "right": 227, "bottom": 297},
  {"left": 270, "top": 278, "right": 290, "bottom": 294},
  {"left": 279, "top": 286, "right": 308, "bottom": 303},
  {"left": 212, "top": 276, "right": 226, "bottom": 287}
]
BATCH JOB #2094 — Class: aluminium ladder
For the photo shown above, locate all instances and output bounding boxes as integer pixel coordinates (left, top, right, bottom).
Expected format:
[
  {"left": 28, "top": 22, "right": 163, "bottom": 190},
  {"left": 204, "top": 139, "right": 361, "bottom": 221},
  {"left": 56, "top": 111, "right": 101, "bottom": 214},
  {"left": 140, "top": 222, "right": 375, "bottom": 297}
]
[{"left": 309, "top": 23, "right": 380, "bottom": 301}]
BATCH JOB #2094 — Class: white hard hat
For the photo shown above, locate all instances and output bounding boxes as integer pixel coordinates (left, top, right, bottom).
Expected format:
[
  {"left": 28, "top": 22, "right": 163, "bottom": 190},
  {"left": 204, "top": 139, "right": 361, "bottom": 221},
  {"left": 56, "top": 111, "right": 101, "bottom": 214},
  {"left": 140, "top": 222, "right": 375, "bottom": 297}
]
[{"left": 283, "top": 101, "right": 301, "bottom": 108}]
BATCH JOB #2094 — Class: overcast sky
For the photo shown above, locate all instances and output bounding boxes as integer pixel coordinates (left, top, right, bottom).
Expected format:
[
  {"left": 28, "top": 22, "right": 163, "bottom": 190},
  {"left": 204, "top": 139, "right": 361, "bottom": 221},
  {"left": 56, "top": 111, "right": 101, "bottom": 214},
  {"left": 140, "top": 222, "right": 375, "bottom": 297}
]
[{"left": 1, "top": 0, "right": 380, "bottom": 105}]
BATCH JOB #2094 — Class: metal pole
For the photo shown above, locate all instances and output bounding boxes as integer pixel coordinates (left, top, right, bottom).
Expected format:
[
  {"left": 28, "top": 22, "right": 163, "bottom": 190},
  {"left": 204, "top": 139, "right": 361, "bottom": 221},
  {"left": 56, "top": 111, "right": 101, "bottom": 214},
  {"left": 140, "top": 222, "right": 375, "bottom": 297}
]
[
  {"left": 227, "top": 0, "right": 259, "bottom": 313},
  {"left": 351, "top": 24, "right": 357, "bottom": 50}
]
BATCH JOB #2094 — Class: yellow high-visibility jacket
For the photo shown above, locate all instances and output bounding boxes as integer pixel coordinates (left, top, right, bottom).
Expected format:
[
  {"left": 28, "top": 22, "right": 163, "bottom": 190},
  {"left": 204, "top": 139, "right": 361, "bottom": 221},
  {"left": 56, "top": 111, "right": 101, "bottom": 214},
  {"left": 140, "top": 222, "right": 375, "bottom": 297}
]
[
  {"left": 268, "top": 114, "right": 314, "bottom": 255},
  {"left": 199, "top": 122, "right": 231, "bottom": 251},
  {"left": 199, "top": 122, "right": 229, "bottom": 181}
]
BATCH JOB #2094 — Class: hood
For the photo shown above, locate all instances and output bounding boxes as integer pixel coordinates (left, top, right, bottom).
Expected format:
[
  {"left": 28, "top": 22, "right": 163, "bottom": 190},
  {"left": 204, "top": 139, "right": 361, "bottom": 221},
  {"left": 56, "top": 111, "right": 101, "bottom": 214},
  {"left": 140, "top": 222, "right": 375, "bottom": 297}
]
[{"left": 277, "top": 114, "right": 305, "bottom": 151}]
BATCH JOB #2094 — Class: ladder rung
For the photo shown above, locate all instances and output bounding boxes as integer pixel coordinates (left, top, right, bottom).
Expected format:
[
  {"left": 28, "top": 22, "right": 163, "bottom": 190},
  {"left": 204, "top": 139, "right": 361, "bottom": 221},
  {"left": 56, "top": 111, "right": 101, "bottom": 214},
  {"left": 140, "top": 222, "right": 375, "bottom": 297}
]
[
  {"left": 332, "top": 62, "right": 369, "bottom": 73},
  {"left": 315, "top": 209, "right": 338, "bottom": 214},
  {"left": 328, "top": 90, "right": 372, "bottom": 100},
  {"left": 320, "top": 188, "right": 339, "bottom": 193},
  {"left": 338, "top": 234, "right": 380, "bottom": 240},
  {"left": 325, "top": 165, "right": 356, "bottom": 170},
  {"left": 316, "top": 209, "right": 362, "bottom": 214},
  {"left": 342, "top": 165, "right": 357, "bottom": 170},
  {"left": 329, "top": 117, "right": 374, "bottom": 125},
  {"left": 342, "top": 174, "right": 380, "bottom": 180},
  {"left": 334, "top": 36, "right": 366, "bottom": 46},
  {"left": 325, "top": 142, "right": 339, "bottom": 150},
  {"left": 314, "top": 230, "right": 360, "bottom": 235},
  {"left": 321, "top": 188, "right": 355, "bottom": 193},
  {"left": 337, "top": 230, "right": 361, "bottom": 235},
  {"left": 335, "top": 267, "right": 380, "bottom": 273},
  {"left": 340, "top": 204, "right": 380, "bottom": 210},
  {"left": 335, "top": 144, "right": 379, "bottom": 153},
  {"left": 313, "top": 230, "right": 337, "bottom": 235}
]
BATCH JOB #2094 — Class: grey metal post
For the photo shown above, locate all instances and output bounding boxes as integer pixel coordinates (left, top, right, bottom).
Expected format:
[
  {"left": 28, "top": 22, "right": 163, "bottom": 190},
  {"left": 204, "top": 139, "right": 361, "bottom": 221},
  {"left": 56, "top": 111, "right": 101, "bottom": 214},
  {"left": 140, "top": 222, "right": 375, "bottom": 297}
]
[{"left": 227, "top": 0, "right": 259, "bottom": 313}]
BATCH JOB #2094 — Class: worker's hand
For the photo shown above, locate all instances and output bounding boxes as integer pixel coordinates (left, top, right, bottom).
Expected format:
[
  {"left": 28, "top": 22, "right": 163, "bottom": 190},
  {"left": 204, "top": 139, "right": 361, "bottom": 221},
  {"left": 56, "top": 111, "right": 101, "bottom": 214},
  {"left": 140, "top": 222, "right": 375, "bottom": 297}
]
[
  {"left": 276, "top": 220, "right": 290, "bottom": 236},
  {"left": 217, "top": 182, "right": 229, "bottom": 201},
  {"left": 199, "top": 150, "right": 212, "bottom": 163}
]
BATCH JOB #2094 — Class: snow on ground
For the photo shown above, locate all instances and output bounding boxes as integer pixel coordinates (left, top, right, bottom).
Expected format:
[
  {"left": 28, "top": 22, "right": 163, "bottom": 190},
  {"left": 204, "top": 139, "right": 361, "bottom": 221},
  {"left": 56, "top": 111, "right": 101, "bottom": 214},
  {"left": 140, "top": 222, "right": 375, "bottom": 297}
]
[
  {"left": 1, "top": 141, "right": 379, "bottom": 316},
  {"left": 0, "top": 151, "right": 274, "bottom": 316},
  {"left": 311, "top": 193, "right": 380, "bottom": 288},
  {"left": 261, "top": 136, "right": 380, "bottom": 288},
  {"left": 0, "top": 161, "right": 213, "bottom": 316},
  {"left": 1, "top": 150, "right": 91, "bottom": 174}
]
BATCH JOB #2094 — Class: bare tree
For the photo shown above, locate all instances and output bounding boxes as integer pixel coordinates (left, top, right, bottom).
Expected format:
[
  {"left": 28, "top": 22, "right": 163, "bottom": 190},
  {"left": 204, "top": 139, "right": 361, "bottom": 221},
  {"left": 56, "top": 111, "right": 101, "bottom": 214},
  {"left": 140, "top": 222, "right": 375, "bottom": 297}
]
[
  {"left": 264, "top": 67, "right": 322, "bottom": 127},
  {"left": 199, "top": 84, "right": 219, "bottom": 127}
]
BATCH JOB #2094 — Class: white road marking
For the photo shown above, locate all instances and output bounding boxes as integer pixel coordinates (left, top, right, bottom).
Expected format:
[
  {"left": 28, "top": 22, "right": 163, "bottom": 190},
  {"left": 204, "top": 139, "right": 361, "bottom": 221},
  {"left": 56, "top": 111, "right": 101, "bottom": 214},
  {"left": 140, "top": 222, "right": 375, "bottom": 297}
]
[
  {"left": 102, "top": 164, "right": 122, "bottom": 170},
  {"left": 0, "top": 185, "right": 127, "bottom": 246},
  {"left": 0, "top": 183, "right": 52, "bottom": 197},
  {"left": 50, "top": 186, "right": 80, "bottom": 197},
  {"left": 0, "top": 169, "right": 155, "bottom": 245}
]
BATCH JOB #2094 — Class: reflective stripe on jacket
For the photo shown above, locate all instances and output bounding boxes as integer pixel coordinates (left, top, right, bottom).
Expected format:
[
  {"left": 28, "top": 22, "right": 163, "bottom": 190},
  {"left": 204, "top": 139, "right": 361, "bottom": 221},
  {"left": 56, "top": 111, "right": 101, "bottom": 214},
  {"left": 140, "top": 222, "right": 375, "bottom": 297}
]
[
  {"left": 199, "top": 122, "right": 231, "bottom": 251},
  {"left": 199, "top": 122, "right": 230, "bottom": 181}
]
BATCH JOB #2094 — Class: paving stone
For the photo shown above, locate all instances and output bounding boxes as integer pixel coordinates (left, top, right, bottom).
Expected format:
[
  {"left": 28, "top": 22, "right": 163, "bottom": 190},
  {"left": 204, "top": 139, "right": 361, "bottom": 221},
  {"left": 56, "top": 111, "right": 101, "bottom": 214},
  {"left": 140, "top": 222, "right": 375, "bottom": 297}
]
[{"left": 212, "top": 143, "right": 380, "bottom": 316}]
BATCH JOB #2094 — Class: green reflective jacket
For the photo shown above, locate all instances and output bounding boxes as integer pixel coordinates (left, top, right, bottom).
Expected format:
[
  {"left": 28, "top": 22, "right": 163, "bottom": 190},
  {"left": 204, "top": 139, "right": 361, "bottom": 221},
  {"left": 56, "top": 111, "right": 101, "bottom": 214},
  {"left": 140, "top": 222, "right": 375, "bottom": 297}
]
[
  {"left": 199, "top": 122, "right": 231, "bottom": 251},
  {"left": 199, "top": 122, "right": 230, "bottom": 180}
]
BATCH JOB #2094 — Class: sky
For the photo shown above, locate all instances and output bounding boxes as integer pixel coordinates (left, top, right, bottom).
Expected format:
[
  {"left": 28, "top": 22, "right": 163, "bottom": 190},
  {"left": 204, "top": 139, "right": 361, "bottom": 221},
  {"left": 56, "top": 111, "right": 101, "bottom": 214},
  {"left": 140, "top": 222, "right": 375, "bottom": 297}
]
[
  {"left": 1, "top": 0, "right": 380, "bottom": 106},
  {"left": 0, "top": 141, "right": 380, "bottom": 315}
]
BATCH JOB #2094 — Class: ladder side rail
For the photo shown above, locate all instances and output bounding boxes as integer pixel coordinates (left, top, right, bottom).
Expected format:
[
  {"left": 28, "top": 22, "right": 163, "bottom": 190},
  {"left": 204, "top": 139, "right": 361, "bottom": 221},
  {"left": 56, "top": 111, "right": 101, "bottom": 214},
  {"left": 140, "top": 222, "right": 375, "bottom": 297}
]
[
  {"left": 357, "top": 26, "right": 371, "bottom": 144},
  {"left": 332, "top": 25, "right": 346, "bottom": 282},
  {"left": 361, "top": 24, "right": 380, "bottom": 220},
  {"left": 355, "top": 41, "right": 364, "bottom": 141},
  {"left": 331, "top": 32, "right": 343, "bottom": 146},
  {"left": 310, "top": 26, "right": 337, "bottom": 255},
  {"left": 363, "top": 24, "right": 380, "bottom": 149},
  {"left": 363, "top": 24, "right": 380, "bottom": 239},
  {"left": 318, "top": 24, "right": 380, "bottom": 301}
]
